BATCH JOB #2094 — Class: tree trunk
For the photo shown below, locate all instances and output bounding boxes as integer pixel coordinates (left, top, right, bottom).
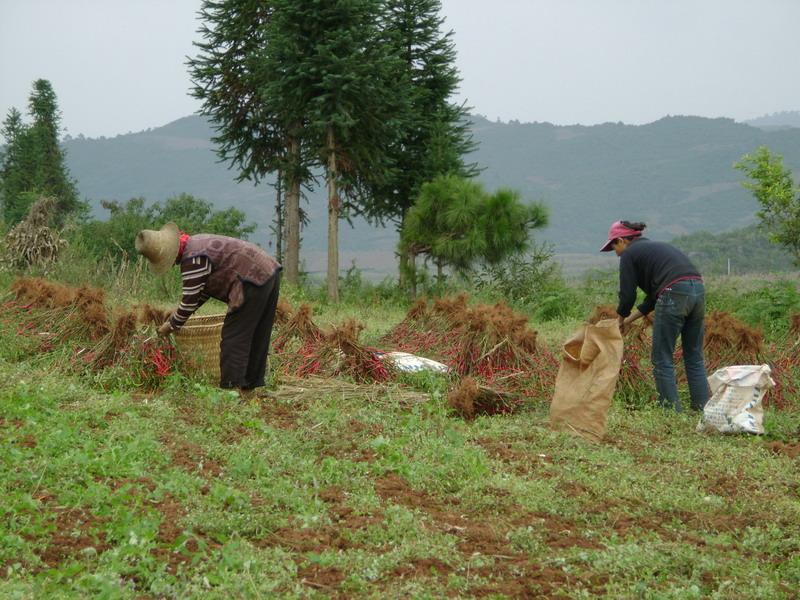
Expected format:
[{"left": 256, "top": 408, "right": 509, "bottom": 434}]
[
  {"left": 274, "top": 169, "right": 283, "bottom": 263},
  {"left": 397, "top": 208, "right": 409, "bottom": 287},
  {"left": 436, "top": 258, "right": 444, "bottom": 285},
  {"left": 409, "top": 251, "right": 417, "bottom": 298},
  {"left": 326, "top": 126, "right": 340, "bottom": 302},
  {"left": 284, "top": 136, "right": 301, "bottom": 285}
]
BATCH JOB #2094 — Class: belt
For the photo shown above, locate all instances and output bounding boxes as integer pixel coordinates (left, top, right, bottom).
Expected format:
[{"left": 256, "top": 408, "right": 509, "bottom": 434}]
[{"left": 658, "top": 275, "right": 703, "bottom": 297}]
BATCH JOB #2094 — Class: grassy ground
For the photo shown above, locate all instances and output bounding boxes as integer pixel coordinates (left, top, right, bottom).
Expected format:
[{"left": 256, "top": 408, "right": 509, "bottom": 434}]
[
  {"left": 2, "top": 341, "right": 799, "bottom": 599},
  {"left": 1, "top": 267, "right": 799, "bottom": 598}
]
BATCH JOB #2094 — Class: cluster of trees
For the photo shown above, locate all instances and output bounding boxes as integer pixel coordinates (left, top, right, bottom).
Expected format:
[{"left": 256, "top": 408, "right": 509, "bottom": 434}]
[
  {"left": 671, "top": 223, "right": 796, "bottom": 275},
  {"left": 76, "top": 194, "right": 254, "bottom": 263},
  {"left": 0, "top": 79, "right": 82, "bottom": 225},
  {"left": 1, "top": 2, "right": 550, "bottom": 300},
  {"left": 0, "top": 81, "right": 256, "bottom": 270},
  {"left": 188, "top": 0, "right": 496, "bottom": 299}
]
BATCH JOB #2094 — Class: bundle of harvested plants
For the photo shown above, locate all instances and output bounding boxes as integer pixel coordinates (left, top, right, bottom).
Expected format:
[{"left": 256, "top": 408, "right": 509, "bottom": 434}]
[
  {"left": 447, "top": 376, "right": 524, "bottom": 419},
  {"left": 1, "top": 196, "right": 68, "bottom": 271},
  {"left": 275, "top": 319, "right": 392, "bottom": 383},
  {"left": 383, "top": 294, "right": 557, "bottom": 401}
]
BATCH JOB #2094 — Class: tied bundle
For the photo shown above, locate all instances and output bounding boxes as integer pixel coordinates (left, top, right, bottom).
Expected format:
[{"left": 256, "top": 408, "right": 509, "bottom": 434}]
[
  {"left": 763, "top": 313, "right": 800, "bottom": 410},
  {"left": 447, "top": 377, "right": 520, "bottom": 419},
  {"left": 10, "top": 277, "right": 110, "bottom": 345},
  {"left": 272, "top": 304, "right": 392, "bottom": 383},
  {"left": 1, "top": 197, "right": 68, "bottom": 272},
  {"left": 702, "top": 311, "right": 764, "bottom": 369},
  {"left": 384, "top": 294, "right": 559, "bottom": 413}
]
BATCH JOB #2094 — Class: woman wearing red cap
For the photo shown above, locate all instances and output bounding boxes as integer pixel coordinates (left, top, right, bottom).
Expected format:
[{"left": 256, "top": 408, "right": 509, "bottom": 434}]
[{"left": 601, "top": 220, "right": 708, "bottom": 412}]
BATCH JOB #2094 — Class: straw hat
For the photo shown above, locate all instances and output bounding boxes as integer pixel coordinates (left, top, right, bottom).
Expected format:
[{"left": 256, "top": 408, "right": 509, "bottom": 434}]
[{"left": 135, "top": 222, "right": 180, "bottom": 274}]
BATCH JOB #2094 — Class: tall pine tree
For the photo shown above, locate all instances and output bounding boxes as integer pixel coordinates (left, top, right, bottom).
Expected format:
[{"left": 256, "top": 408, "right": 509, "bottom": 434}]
[
  {"left": 1, "top": 108, "right": 31, "bottom": 224},
  {"left": 362, "top": 0, "right": 480, "bottom": 283},
  {"left": 0, "top": 80, "right": 79, "bottom": 225},
  {"left": 265, "top": 0, "right": 407, "bottom": 301},
  {"left": 189, "top": 0, "right": 309, "bottom": 285}
]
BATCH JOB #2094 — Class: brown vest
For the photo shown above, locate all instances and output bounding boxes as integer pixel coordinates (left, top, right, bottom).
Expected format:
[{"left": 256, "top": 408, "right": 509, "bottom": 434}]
[{"left": 183, "top": 235, "right": 281, "bottom": 310}]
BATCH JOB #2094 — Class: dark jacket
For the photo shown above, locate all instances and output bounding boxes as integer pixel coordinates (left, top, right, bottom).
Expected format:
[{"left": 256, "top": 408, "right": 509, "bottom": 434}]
[
  {"left": 617, "top": 237, "right": 701, "bottom": 317},
  {"left": 183, "top": 234, "right": 281, "bottom": 311}
]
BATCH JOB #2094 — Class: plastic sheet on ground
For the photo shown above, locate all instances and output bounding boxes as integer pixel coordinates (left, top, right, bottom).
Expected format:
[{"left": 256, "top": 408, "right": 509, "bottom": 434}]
[{"left": 378, "top": 351, "right": 449, "bottom": 373}]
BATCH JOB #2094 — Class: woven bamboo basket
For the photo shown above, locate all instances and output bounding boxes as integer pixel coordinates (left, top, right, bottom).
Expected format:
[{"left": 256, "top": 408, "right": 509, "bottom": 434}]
[{"left": 173, "top": 313, "right": 226, "bottom": 381}]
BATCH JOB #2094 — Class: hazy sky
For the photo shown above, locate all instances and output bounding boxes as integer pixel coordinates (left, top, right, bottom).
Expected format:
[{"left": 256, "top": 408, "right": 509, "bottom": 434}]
[{"left": 2, "top": 0, "right": 799, "bottom": 140}]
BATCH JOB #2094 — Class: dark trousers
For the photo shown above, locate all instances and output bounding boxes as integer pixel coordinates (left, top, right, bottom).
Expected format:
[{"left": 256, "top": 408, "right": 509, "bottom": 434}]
[
  {"left": 219, "top": 272, "right": 281, "bottom": 390},
  {"left": 651, "top": 279, "right": 709, "bottom": 412}
]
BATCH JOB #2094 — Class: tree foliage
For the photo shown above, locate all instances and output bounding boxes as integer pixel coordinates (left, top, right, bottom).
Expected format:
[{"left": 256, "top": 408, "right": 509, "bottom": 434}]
[
  {"left": 189, "top": 0, "right": 307, "bottom": 285},
  {"left": 0, "top": 80, "right": 80, "bottom": 226},
  {"left": 73, "top": 194, "right": 255, "bottom": 263},
  {"left": 400, "top": 175, "right": 548, "bottom": 292},
  {"left": 734, "top": 146, "right": 800, "bottom": 265},
  {"left": 671, "top": 224, "right": 796, "bottom": 274},
  {"left": 189, "top": 0, "right": 408, "bottom": 298},
  {"left": 362, "top": 0, "right": 479, "bottom": 231},
  {"left": 190, "top": 0, "right": 405, "bottom": 299},
  {"left": 245, "top": 0, "right": 408, "bottom": 301}
]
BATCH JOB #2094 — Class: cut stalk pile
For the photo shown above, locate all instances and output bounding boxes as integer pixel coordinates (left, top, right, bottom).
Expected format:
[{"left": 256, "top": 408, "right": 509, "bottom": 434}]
[
  {"left": 383, "top": 294, "right": 560, "bottom": 414},
  {"left": 271, "top": 304, "right": 392, "bottom": 382},
  {"left": 589, "top": 304, "right": 799, "bottom": 410},
  {"left": 4, "top": 277, "right": 175, "bottom": 388},
  {"left": 3, "top": 277, "right": 797, "bottom": 411}
]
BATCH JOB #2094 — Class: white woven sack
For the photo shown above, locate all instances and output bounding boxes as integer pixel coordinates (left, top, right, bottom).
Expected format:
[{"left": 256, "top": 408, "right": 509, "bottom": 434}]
[{"left": 696, "top": 365, "right": 775, "bottom": 435}]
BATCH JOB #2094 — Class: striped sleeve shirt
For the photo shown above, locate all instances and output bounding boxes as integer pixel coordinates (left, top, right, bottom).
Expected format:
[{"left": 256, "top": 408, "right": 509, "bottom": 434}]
[{"left": 170, "top": 255, "right": 212, "bottom": 330}]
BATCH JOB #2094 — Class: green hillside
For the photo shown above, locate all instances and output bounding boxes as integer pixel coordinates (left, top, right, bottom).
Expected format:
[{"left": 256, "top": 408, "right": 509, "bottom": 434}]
[
  {"left": 62, "top": 115, "right": 800, "bottom": 273},
  {"left": 672, "top": 224, "right": 797, "bottom": 275}
]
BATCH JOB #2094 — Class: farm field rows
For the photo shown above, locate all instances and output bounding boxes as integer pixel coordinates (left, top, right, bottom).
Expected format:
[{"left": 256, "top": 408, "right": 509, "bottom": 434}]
[{"left": 2, "top": 298, "right": 800, "bottom": 598}]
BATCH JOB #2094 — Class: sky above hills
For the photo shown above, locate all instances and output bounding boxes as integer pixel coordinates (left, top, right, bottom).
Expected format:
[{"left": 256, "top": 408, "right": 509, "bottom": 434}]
[{"left": 2, "top": 0, "right": 800, "bottom": 141}]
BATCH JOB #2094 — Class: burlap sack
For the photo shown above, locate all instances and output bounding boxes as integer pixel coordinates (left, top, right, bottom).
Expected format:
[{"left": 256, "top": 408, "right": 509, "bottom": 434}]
[{"left": 549, "top": 319, "right": 623, "bottom": 442}]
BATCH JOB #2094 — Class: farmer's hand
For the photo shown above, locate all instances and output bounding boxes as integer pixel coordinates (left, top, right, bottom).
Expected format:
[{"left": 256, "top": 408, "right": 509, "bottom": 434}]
[
  {"left": 618, "top": 315, "right": 627, "bottom": 335},
  {"left": 158, "top": 321, "right": 173, "bottom": 337}
]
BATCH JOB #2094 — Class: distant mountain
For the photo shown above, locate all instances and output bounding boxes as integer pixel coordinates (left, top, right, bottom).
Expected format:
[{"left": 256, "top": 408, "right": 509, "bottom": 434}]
[
  {"left": 62, "top": 114, "right": 800, "bottom": 275},
  {"left": 744, "top": 110, "right": 800, "bottom": 130}
]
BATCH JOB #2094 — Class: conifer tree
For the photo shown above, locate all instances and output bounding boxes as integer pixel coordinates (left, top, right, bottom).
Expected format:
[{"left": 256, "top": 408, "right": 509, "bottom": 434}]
[
  {"left": 26, "top": 80, "right": 80, "bottom": 221},
  {"left": 189, "top": 0, "right": 308, "bottom": 285},
  {"left": 191, "top": 1, "right": 408, "bottom": 299},
  {"left": 400, "top": 175, "right": 548, "bottom": 295},
  {"left": 265, "top": 0, "right": 407, "bottom": 301},
  {"left": 363, "top": 0, "right": 480, "bottom": 283},
  {"left": 0, "top": 108, "right": 31, "bottom": 224},
  {"left": 0, "top": 81, "right": 79, "bottom": 225}
]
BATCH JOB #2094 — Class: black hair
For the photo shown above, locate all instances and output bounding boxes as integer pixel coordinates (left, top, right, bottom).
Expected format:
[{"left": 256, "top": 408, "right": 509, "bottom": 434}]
[{"left": 621, "top": 220, "right": 646, "bottom": 232}]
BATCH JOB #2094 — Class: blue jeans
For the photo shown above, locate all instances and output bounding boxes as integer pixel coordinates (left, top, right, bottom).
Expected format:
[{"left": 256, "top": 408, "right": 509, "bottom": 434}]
[{"left": 651, "top": 279, "right": 709, "bottom": 412}]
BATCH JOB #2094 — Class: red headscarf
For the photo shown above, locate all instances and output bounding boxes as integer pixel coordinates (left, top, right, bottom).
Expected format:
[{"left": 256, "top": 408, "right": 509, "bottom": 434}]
[{"left": 176, "top": 232, "right": 190, "bottom": 262}]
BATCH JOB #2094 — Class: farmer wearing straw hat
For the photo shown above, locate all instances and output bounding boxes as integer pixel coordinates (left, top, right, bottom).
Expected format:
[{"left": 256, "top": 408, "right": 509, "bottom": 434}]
[
  {"left": 135, "top": 222, "right": 281, "bottom": 398},
  {"left": 601, "top": 220, "right": 708, "bottom": 412}
]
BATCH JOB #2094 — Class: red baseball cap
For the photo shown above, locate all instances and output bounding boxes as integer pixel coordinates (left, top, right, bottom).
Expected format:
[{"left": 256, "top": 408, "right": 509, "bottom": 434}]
[{"left": 600, "top": 221, "right": 642, "bottom": 252}]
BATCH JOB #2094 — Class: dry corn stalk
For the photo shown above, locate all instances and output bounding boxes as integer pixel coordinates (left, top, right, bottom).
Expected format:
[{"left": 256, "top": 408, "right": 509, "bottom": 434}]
[{"left": 1, "top": 196, "right": 67, "bottom": 271}]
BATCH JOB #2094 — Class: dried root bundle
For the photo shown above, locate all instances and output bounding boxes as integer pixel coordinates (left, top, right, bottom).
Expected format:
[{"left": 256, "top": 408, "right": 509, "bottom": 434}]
[
  {"left": 6, "top": 276, "right": 178, "bottom": 388},
  {"left": 275, "top": 317, "right": 392, "bottom": 383},
  {"left": 272, "top": 303, "right": 323, "bottom": 352},
  {"left": 703, "top": 311, "right": 763, "bottom": 369},
  {"left": 382, "top": 294, "right": 556, "bottom": 402},
  {"left": 447, "top": 376, "right": 523, "bottom": 419}
]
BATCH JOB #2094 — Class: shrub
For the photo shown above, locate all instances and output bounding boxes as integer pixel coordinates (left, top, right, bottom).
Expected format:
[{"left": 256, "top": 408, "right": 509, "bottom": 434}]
[{"left": 66, "top": 194, "right": 256, "bottom": 265}]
